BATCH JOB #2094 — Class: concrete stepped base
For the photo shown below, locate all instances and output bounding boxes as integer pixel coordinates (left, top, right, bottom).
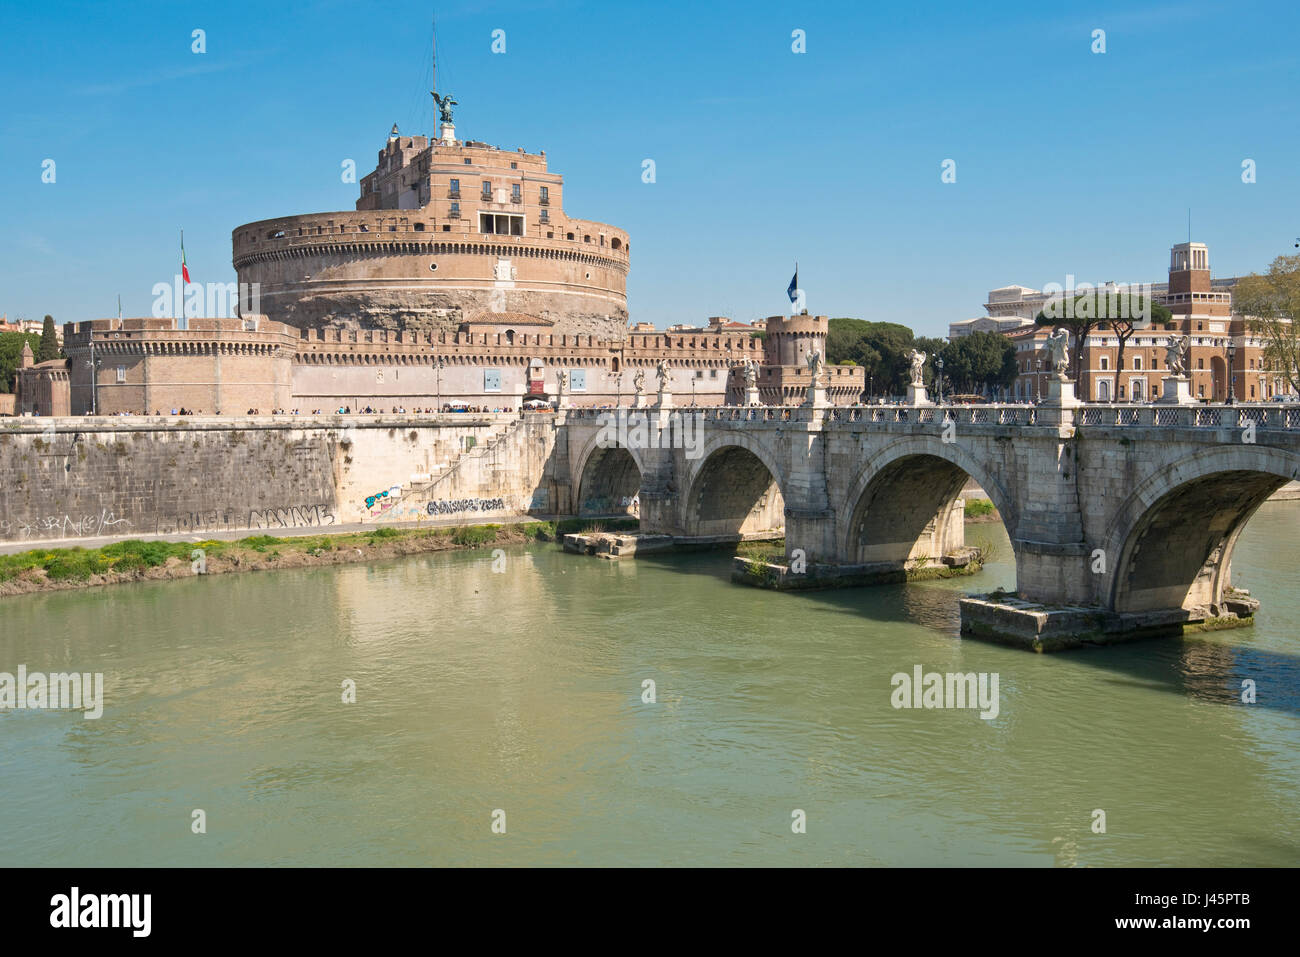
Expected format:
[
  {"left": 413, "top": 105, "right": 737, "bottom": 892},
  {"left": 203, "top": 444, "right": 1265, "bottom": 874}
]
[{"left": 958, "top": 591, "right": 1259, "bottom": 652}]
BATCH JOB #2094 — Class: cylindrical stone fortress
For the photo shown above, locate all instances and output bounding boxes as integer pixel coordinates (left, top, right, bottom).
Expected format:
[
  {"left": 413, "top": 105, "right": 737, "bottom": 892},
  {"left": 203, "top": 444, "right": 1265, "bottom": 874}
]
[{"left": 233, "top": 131, "right": 629, "bottom": 339}]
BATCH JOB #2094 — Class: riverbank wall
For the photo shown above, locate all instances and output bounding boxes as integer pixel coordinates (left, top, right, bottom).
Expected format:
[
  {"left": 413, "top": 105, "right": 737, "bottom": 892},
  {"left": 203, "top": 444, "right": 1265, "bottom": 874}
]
[{"left": 0, "top": 414, "right": 562, "bottom": 546}]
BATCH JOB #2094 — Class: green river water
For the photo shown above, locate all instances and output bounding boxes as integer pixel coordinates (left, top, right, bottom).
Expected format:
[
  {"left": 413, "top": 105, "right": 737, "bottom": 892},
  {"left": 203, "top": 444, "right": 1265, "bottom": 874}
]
[{"left": 2, "top": 506, "right": 1298, "bottom": 867}]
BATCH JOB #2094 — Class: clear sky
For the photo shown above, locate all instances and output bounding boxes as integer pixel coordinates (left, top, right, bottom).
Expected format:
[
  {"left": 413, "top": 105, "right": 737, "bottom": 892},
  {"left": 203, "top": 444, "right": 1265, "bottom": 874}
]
[{"left": 1, "top": 0, "right": 1296, "bottom": 336}]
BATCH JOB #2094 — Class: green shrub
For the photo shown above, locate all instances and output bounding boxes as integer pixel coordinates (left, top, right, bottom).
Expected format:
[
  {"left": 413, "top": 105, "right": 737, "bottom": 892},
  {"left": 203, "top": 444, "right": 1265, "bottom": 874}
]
[
  {"left": 450, "top": 525, "right": 499, "bottom": 546},
  {"left": 43, "top": 550, "right": 110, "bottom": 581}
]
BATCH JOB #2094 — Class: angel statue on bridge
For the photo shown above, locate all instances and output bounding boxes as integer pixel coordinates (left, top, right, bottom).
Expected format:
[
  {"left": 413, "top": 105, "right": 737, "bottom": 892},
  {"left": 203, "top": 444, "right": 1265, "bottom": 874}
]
[
  {"left": 656, "top": 359, "right": 672, "bottom": 391},
  {"left": 908, "top": 348, "right": 927, "bottom": 387},
  {"left": 805, "top": 348, "right": 825, "bottom": 386},
  {"left": 1164, "top": 335, "right": 1191, "bottom": 377},
  {"left": 1045, "top": 328, "right": 1071, "bottom": 378},
  {"left": 633, "top": 368, "right": 645, "bottom": 398}
]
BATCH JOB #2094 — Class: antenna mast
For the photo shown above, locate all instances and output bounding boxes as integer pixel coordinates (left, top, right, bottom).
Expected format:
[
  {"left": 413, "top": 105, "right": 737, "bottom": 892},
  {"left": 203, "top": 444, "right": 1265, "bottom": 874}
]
[{"left": 436, "top": 14, "right": 441, "bottom": 139}]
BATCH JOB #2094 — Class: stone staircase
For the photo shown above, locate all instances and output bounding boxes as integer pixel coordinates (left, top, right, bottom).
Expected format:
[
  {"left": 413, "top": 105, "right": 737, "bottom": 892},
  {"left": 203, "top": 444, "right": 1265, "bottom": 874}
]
[{"left": 395, "top": 417, "right": 522, "bottom": 504}]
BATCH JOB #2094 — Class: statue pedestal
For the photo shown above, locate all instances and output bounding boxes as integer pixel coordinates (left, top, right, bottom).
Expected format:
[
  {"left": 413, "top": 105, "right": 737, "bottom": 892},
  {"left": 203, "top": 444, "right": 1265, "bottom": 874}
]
[
  {"left": 1043, "top": 376, "right": 1083, "bottom": 408},
  {"left": 1157, "top": 375, "right": 1196, "bottom": 406},
  {"left": 654, "top": 390, "right": 673, "bottom": 409},
  {"left": 632, "top": 392, "right": 648, "bottom": 409},
  {"left": 744, "top": 386, "right": 761, "bottom": 407},
  {"left": 906, "top": 383, "right": 934, "bottom": 407},
  {"left": 440, "top": 123, "right": 456, "bottom": 144},
  {"left": 804, "top": 383, "right": 829, "bottom": 408}
]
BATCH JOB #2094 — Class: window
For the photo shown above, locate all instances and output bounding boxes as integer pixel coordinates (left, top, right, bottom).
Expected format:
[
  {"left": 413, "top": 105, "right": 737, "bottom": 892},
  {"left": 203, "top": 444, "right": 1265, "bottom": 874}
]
[
  {"left": 1133, "top": 356, "right": 1142, "bottom": 370},
  {"left": 463, "top": 158, "right": 471, "bottom": 165},
  {"left": 479, "top": 213, "right": 524, "bottom": 236},
  {"left": 695, "top": 370, "right": 704, "bottom": 379},
  {"left": 539, "top": 186, "right": 549, "bottom": 204},
  {"left": 449, "top": 202, "right": 460, "bottom": 218},
  {"left": 510, "top": 162, "right": 517, "bottom": 169},
  {"left": 481, "top": 180, "right": 492, "bottom": 197},
  {"left": 449, "top": 178, "right": 460, "bottom": 193},
  {"left": 116, "top": 366, "right": 125, "bottom": 383},
  {"left": 569, "top": 369, "right": 587, "bottom": 391},
  {"left": 1100, "top": 357, "right": 1108, "bottom": 370},
  {"left": 710, "top": 369, "right": 718, "bottom": 379},
  {"left": 484, "top": 369, "right": 502, "bottom": 392},
  {"left": 1198, "top": 358, "right": 1204, "bottom": 369},
  {"left": 539, "top": 209, "right": 549, "bottom": 224},
  {"left": 511, "top": 183, "right": 521, "bottom": 202}
]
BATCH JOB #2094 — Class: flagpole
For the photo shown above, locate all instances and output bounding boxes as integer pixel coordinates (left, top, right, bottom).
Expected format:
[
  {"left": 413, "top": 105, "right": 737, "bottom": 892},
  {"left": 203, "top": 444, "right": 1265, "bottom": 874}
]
[{"left": 179, "top": 228, "right": 184, "bottom": 330}]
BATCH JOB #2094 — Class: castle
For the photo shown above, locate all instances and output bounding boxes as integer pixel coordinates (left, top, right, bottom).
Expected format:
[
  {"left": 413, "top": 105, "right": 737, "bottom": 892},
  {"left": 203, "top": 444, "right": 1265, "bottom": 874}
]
[
  {"left": 9, "top": 90, "right": 864, "bottom": 417},
  {"left": 232, "top": 122, "right": 630, "bottom": 340}
]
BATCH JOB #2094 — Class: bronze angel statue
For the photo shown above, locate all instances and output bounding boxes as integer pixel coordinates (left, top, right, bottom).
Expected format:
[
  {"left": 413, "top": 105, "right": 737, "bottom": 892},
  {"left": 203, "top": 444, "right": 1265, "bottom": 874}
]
[{"left": 431, "top": 91, "right": 458, "bottom": 126}]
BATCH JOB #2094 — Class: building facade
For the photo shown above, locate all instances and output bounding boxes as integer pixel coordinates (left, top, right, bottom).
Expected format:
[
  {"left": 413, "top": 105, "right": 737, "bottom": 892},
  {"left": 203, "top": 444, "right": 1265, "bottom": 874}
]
[{"left": 1002, "top": 241, "right": 1288, "bottom": 403}]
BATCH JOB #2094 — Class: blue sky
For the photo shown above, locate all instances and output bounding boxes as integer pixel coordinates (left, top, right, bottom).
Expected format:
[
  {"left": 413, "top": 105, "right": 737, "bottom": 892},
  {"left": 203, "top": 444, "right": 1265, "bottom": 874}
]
[{"left": 1, "top": 0, "right": 1296, "bottom": 336}]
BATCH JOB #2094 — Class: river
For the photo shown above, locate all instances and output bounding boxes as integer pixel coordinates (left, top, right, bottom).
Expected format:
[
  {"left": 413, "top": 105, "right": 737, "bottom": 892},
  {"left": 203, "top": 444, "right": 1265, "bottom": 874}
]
[{"left": 2, "top": 506, "right": 1298, "bottom": 866}]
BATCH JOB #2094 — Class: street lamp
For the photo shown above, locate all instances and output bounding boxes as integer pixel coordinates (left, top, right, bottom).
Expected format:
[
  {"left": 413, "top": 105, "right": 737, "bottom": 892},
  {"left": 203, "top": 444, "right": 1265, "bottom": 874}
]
[
  {"left": 936, "top": 356, "right": 945, "bottom": 405},
  {"left": 1226, "top": 340, "right": 1237, "bottom": 405},
  {"left": 435, "top": 356, "right": 444, "bottom": 411}
]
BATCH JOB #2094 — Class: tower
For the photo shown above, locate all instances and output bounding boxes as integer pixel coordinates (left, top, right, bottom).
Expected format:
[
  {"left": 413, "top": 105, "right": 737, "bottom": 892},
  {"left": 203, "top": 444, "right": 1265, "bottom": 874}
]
[{"left": 1168, "top": 241, "right": 1211, "bottom": 296}]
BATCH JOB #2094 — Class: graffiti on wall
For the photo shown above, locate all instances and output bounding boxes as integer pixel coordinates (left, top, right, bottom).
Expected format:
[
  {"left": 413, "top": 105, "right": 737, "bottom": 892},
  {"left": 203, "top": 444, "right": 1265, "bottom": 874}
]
[
  {"left": 0, "top": 509, "right": 132, "bottom": 541},
  {"left": 425, "top": 497, "right": 507, "bottom": 517},
  {"left": 364, "top": 486, "right": 404, "bottom": 516},
  {"left": 580, "top": 495, "right": 639, "bottom": 515},
  {"left": 248, "top": 504, "right": 337, "bottom": 529}
]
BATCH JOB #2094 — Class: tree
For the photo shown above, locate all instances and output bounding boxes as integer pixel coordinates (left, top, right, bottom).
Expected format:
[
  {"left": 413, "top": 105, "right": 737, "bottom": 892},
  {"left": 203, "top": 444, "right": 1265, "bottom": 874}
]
[
  {"left": 939, "top": 331, "right": 1018, "bottom": 396},
  {"left": 1035, "top": 296, "right": 1101, "bottom": 382},
  {"left": 1234, "top": 254, "right": 1300, "bottom": 395},
  {"left": 827, "top": 318, "right": 917, "bottom": 395},
  {"left": 38, "top": 315, "right": 59, "bottom": 363},
  {"left": 1100, "top": 296, "right": 1172, "bottom": 397},
  {"left": 0, "top": 332, "right": 42, "bottom": 393}
]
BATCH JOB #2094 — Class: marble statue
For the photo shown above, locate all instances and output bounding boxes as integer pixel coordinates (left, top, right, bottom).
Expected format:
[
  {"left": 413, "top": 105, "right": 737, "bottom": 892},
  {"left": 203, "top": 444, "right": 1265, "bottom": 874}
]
[
  {"left": 908, "top": 349, "right": 926, "bottom": 387},
  {"left": 1045, "top": 328, "right": 1070, "bottom": 377},
  {"left": 1164, "top": 335, "right": 1191, "bottom": 377}
]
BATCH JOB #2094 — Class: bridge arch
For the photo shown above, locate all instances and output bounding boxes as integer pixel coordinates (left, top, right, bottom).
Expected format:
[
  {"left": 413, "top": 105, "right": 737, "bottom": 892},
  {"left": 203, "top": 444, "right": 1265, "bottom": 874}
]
[
  {"left": 1101, "top": 445, "right": 1300, "bottom": 614},
  {"left": 838, "top": 434, "right": 1020, "bottom": 572},
  {"left": 571, "top": 427, "right": 647, "bottom": 517},
  {"left": 681, "top": 431, "right": 787, "bottom": 538}
]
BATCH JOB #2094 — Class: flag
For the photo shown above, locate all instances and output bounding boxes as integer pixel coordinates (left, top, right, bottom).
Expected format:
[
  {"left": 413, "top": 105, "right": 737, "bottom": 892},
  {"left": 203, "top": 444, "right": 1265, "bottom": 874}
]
[
  {"left": 181, "top": 231, "right": 191, "bottom": 284},
  {"left": 787, "top": 266, "right": 799, "bottom": 305}
]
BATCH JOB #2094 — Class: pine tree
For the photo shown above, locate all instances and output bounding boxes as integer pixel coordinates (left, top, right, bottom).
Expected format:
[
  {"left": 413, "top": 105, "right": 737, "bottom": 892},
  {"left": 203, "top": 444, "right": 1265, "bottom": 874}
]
[{"left": 38, "top": 315, "right": 59, "bottom": 363}]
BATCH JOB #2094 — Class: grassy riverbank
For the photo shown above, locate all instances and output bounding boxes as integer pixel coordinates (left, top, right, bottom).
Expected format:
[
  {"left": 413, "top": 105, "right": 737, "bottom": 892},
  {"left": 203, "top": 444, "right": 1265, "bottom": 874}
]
[{"left": 0, "top": 519, "right": 639, "bottom": 598}]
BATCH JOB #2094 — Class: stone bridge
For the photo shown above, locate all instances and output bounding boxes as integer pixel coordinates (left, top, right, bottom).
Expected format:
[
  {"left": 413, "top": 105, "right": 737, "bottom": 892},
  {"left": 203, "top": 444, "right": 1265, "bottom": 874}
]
[{"left": 558, "top": 400, "right": 1300, "bottom": 649}]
